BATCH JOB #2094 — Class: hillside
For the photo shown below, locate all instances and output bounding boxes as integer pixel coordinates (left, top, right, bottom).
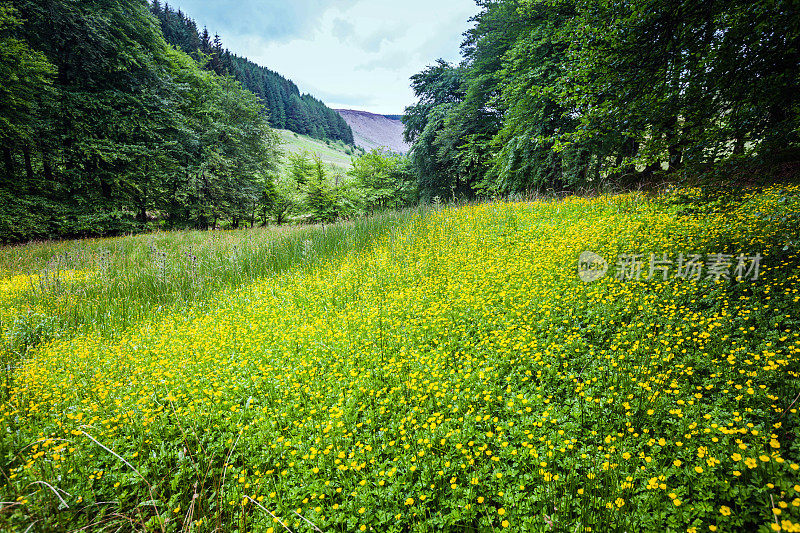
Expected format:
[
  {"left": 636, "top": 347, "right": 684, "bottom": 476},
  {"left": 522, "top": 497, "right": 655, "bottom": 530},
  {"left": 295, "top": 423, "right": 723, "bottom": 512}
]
[
  {"left": 335, "top": 109, "right": 411, "bottom": 154},
  {"left": 276, "top": 129, "right": 362, "bottom": 171}
]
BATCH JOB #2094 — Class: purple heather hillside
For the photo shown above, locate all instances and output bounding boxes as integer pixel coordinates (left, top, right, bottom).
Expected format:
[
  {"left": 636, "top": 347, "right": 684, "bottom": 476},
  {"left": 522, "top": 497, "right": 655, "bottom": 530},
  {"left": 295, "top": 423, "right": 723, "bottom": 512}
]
[{"left": 335, "top": 109, "right": 411, "bottom": 154}]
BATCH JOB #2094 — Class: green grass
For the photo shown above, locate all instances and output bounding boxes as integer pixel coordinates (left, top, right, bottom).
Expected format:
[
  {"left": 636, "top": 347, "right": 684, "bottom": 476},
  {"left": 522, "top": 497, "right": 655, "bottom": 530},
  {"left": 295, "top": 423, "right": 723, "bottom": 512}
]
[
  {"left": 1, "top": 187, "right": 799, "bottom": 532},
  {"left": 0, "top": 209, "right": 422, "bottom": 388},
  {"left": 276, "top": 129, "right": 362, "bottom": 173}
]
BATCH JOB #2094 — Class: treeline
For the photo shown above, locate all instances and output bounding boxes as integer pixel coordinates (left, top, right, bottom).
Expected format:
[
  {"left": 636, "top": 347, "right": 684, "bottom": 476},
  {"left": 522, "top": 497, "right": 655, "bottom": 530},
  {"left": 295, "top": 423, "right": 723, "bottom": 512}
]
[
  {"left": 403, "top": 0, "right": 800, "bottom": 199},
  {"left": 0, "top": 0, "right": 278, "bottom": 242},
  {"left": 264, "top": 149, "right": 417, "bottom": 226},
  {"left": 151, "top": 1, "right": 354, "bottom": 144}
]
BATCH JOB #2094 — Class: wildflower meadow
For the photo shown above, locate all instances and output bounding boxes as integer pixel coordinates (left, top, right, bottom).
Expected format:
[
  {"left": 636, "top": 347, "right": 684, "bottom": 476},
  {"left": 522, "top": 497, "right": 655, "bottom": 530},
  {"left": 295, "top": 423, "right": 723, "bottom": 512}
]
[{"left": 1, "top": 186, "right": 799, "bottom": 532}]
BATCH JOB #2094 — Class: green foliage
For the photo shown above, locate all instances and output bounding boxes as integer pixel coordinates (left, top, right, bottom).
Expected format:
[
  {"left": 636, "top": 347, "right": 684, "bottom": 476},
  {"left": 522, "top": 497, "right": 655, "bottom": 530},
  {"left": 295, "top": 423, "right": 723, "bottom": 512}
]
[
  {"left": 287, "top": 150, "right": 315, "bottom": 186},
  {"left": 555, "top": 0, "right": 800, "bottom": 173},
  {"left": 0, "top": 2, "right": 54, "bottom": 143},
  {"left": 303, "top": 156, "right": 340, "bottom": 224},
  {"left": 403, "top": 60, "right": 471, "bottom": 200},
  {"left": 349, "top": 148, "right": 418, "bottom": 211},
  {"left": 403, "top": 0, "right": 800, "bottom": 196},
  {"left": 279, "top": 151, "right": 338, "bottom": 223},
  {"left": 263, "top": 175, "right": 299, "bottom": 225},
  {"left": 0, "top": 0, "right": 280, "bottom": 242},
  {"left": 485, "top": 0, "right": 595, "bottom": 193}
]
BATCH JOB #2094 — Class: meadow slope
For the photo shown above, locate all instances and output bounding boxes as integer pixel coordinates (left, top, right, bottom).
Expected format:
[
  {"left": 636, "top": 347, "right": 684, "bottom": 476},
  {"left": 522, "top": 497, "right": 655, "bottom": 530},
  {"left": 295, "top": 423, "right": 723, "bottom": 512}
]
[
  {"left": 276, "top": 130, "right": 358, "bottom": 172},
  {"left": 1, "top": 187, "right": 799, "bottom": 532}
]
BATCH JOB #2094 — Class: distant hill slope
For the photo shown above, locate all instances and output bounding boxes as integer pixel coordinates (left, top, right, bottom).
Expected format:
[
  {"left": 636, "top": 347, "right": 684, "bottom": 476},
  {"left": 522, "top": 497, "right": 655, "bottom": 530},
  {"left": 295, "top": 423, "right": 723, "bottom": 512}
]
[
  {"left": 276, "top": 130, "right": 363, "bottom": 173},
  {"left": 335, "top": 110, "right": 411, "bottom": 154}
]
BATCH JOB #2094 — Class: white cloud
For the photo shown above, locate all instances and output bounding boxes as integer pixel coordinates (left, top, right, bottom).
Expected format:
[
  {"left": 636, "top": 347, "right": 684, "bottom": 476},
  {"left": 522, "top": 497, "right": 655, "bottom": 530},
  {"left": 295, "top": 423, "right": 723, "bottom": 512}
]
[
  {"left": 330, "top": 17, "right": 356, "bottom": 42},
  {"left": 169, "top": 0, "right": 361, "bottom": 42},
  {"left": 171, "top": 0, "right": 480, "bottom": 115}
]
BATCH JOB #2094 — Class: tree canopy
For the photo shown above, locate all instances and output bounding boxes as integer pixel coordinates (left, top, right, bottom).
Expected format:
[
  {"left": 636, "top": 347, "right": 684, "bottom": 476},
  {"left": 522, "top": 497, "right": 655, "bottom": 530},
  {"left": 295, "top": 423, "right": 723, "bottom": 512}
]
[
  {"left": 403, "top": 0, "right": 800, "bottom": 198},
  {"left": 0, "top": 0, "right": 279, "bottom": 242}
]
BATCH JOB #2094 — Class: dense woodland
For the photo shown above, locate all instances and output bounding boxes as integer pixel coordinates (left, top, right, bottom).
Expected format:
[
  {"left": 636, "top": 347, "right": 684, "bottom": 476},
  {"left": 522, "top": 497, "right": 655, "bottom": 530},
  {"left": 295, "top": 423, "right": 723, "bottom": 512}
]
[
  {"left": 0, "top": 0, "right": 357, "bottom": 243},
  {"left": 403, "top": 0, "right": 800, "bottom": 200}
]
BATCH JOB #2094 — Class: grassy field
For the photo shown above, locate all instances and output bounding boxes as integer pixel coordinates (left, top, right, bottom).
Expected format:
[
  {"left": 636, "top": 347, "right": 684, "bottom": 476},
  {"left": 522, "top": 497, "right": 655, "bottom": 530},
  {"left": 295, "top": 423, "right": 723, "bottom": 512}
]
[
  {"left": 0, "top": 211, "right": 418, "bottom": 366},
  {"left": 276, "top": 129, "right": 362, "bottom": 173},
  {"left": 1, "top": 187, "right": 799, "bottom": 532}
]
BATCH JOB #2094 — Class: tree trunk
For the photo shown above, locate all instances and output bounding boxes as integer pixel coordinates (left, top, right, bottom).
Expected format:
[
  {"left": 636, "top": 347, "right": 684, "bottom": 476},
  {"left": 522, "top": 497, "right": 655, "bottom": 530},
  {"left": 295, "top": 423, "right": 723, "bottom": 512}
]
[
  {"left": 663, "top": 116, "right": 682, "bottom": 171},
  {"left": 42, "top": 147, "right": 54, "bottom": 181},
  {"left": 668, "top": 144, "right": 683, "bottom": 170},
  {"left": 100, "top": 178, "right": 112, "bottom": 199},
  {"left": 22, "top": 145, "right": 34, "bottom": 184},
  {"left": 137, "top": 202, "right": 147, "bottom": 223},
  {"left": 732, "top": 137, "right": 745, "bottom": 155},
  {"left": 2, "top": 144, "right": 14, "bottom": 180}
]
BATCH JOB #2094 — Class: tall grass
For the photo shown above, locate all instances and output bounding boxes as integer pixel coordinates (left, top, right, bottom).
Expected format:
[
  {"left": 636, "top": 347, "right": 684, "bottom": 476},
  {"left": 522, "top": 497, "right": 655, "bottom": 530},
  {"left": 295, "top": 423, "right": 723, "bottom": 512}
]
[{"left": 0, "top": 209, "right": 424, "bottom": 387}]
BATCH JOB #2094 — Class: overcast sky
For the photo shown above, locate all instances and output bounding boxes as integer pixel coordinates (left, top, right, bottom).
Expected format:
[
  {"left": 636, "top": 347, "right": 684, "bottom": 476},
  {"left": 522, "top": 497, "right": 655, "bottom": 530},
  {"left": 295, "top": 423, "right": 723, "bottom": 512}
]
[{"left": 168, "top": 0, "right": 481, "bottom": 115}]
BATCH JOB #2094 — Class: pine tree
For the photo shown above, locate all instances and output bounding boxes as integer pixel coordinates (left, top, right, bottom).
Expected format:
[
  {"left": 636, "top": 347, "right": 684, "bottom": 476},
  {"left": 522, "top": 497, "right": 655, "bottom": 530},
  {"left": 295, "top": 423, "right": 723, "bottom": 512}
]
[{"left": 200, "top": 27, "right": 210, "bottom": 53}]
